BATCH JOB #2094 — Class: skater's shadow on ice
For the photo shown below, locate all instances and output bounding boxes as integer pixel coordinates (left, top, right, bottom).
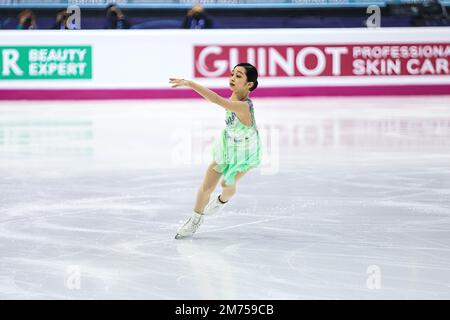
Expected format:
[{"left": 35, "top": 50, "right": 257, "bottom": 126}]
[{"left": 175, "top": 240, "right": 238, "bottom": 299}]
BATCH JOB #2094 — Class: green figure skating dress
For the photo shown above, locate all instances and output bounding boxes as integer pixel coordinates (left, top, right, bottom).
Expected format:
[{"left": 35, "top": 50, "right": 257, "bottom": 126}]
[{"left": 212, "top": 98, "right": 262, "bottom": 185}]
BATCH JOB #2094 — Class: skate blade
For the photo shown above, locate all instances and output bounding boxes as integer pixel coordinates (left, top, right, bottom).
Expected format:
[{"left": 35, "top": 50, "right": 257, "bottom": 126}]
[{"left": 175, "top": 233, "right": 194, "bottom": 239}]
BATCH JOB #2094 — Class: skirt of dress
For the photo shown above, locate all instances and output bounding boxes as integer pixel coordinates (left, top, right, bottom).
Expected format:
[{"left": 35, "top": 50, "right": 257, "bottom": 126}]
[{"left": 212, "top": 129, "right": 262, "bottom": 185}]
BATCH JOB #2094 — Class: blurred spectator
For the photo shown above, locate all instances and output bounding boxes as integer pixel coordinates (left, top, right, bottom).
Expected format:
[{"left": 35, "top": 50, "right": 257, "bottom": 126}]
[
  {"left": 181, "top": 5, "right": 213, "bottom": 29},
  {"left": 17, "top": 9, "right": 36, "bottom": 30},
  {"left": 104, "top": 4, "right": 131, "bottom": 29},
  {"left": 413, "top": 0, "right": 449, "bottom": 26},
  {"left": 52, "top": 10, "right": 69, "bottom": 30}
]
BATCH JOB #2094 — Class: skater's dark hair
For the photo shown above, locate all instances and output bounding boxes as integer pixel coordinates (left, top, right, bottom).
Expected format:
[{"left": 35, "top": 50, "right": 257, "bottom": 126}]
[{"left": 234, "top": 62, "right": 258, "bottom": 92}]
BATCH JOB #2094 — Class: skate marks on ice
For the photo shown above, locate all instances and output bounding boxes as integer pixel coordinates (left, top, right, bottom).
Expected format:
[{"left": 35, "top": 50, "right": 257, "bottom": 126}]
[{"left": 1, "top": 97, "right": 450, "bottom": 299}]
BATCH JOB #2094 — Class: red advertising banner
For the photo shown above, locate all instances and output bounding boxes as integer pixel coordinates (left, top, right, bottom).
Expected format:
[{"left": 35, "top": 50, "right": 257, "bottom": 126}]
[{"left": 194, "top": 44, "right": 450, "bottom": 77}]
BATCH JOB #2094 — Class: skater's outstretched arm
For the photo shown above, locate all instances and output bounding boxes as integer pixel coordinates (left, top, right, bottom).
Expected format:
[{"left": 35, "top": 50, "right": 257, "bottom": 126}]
[{"left": 169, "top": 78, "right": 249, "bottom": 114}]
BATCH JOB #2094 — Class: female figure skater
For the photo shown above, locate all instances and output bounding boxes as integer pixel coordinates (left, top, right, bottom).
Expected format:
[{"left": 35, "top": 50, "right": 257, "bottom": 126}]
[{"left": 169, "top": 63, "right": 262, "bottom": 239}]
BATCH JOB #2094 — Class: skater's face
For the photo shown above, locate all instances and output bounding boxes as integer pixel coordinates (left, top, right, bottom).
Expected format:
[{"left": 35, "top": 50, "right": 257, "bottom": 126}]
[{"left": 229, "top": 66, "right": 254, "bottom": 93}]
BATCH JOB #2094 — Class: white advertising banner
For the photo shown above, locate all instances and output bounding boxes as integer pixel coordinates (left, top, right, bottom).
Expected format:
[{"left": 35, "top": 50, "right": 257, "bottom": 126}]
[{"left": 1, "top": 28, "right": 450, "bottom": 98}]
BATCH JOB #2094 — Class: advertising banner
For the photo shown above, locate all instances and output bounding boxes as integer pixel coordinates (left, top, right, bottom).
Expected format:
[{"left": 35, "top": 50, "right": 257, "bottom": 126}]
[
  {"left": 0, "top": 28, "right": 449, "bottom": 99},
  {"left": 0, "top": 46, "right": 92, "bottom": 80}
]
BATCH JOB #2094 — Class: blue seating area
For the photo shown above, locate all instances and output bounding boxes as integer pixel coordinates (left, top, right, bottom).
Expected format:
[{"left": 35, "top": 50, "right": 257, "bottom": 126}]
[{"left": 0, "top": 2, "right": 449, "bottom": 29}]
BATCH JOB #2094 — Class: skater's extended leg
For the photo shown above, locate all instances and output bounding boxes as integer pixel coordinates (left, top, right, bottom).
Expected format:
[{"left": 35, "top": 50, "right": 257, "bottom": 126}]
[
  {"left": 193, "top": 161, "right": 222, "bottom": 214},
  {"left": 175, "top": 162, "right": 222, "bottom": 239}
]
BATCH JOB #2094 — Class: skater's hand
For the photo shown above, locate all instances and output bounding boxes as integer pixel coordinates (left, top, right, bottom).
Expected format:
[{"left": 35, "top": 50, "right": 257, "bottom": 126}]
[{"left": 169, "top": 78, "right": 190, "bottom": 88}]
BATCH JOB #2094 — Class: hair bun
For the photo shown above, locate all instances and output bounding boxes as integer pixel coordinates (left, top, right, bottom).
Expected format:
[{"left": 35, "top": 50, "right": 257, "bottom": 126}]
[{"left": 251, "top": 80, "right": 258, "bottom": 91}]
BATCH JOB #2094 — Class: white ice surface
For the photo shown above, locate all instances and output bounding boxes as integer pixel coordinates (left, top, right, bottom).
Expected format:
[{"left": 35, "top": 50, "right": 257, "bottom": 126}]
[{"left": 1, "top": 96, "right": 450, "bottom": 299}]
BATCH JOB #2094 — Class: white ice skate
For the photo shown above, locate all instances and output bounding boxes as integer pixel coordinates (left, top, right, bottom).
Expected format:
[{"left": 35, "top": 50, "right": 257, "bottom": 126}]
[
  {"left": 203, "top": 194, "right": 228, "bottom": 216},
  {"left": 175, "top": 211, "right": 204, "bottom": 239}
]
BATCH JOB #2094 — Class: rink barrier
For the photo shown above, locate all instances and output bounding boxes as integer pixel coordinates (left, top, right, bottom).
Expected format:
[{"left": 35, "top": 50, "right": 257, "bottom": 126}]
[
  {"left": 1, "top": 84, "right": 450, "bottom": 100},
  {"left": 1, "top": 29, "right": 450, "bottom": 99}
]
